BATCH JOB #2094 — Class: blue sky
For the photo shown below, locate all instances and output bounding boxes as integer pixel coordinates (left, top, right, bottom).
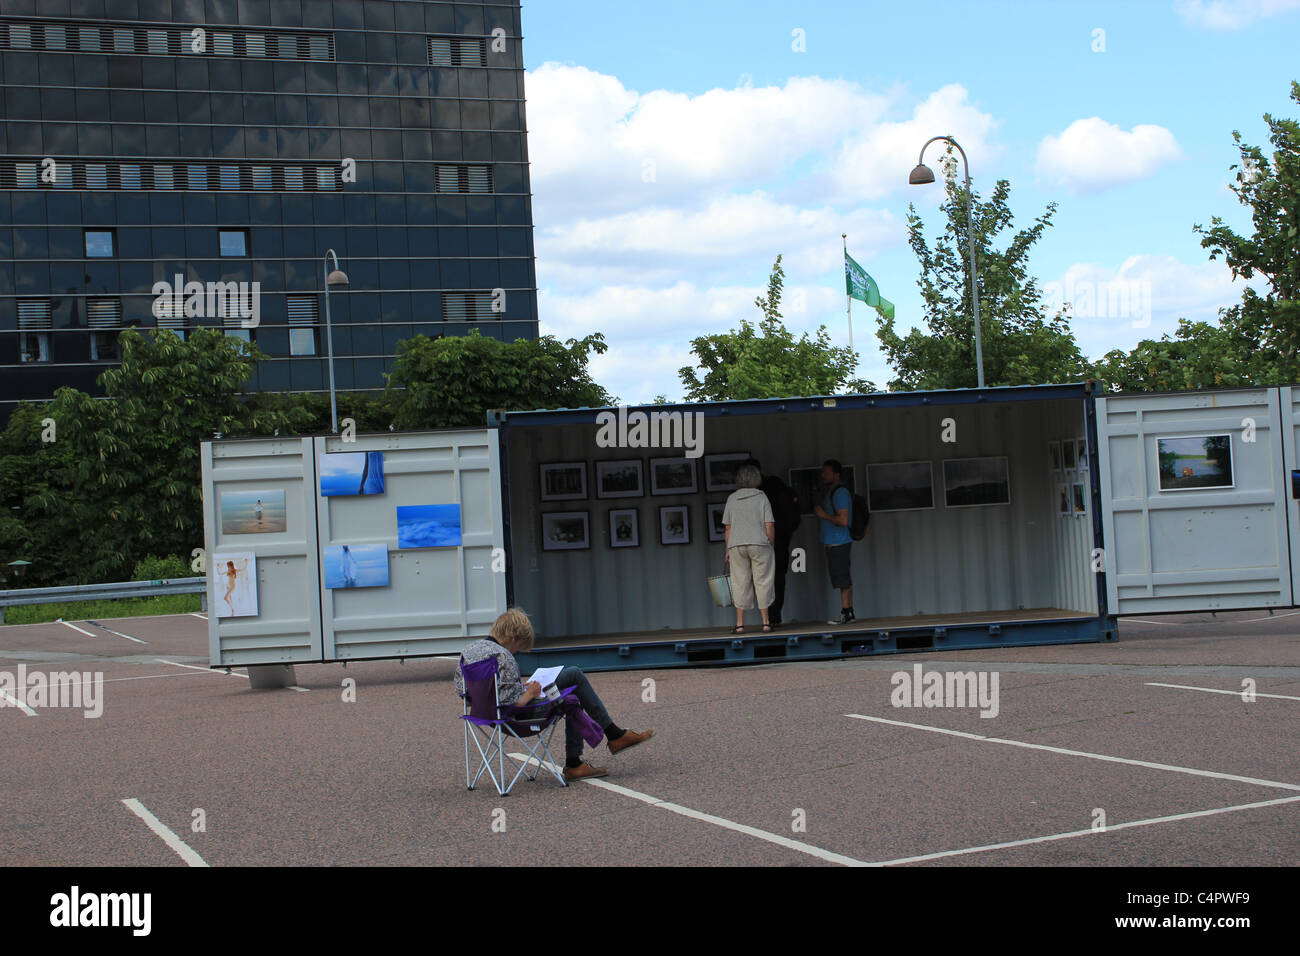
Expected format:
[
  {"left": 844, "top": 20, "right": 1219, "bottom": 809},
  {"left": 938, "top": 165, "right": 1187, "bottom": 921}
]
[{"left": 519, "top": 0, "right": 1299, "bottom": 400}]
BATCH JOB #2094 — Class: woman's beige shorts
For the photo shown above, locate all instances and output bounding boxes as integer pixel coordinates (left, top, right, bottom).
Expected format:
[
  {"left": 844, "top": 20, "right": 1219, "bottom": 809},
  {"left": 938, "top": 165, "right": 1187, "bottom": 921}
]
[{"left": 728, "top": 543, "right": 776, "bottom": 609}]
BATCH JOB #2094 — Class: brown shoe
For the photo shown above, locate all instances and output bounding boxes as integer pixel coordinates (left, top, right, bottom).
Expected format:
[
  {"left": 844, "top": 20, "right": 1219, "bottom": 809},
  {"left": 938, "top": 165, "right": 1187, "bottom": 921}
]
[
  {"left": 608, "top": 728, "right": 655, "bottom": 755},
  {"left": 563, "top": 761, "right": 609, "bottom": 781}
]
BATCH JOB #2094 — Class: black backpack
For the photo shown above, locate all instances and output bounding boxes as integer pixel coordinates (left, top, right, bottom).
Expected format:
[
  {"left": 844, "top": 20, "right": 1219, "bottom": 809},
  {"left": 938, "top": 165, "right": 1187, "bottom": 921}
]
[{"left": 828, "top": 483, "right": 870, "bottom": 541}]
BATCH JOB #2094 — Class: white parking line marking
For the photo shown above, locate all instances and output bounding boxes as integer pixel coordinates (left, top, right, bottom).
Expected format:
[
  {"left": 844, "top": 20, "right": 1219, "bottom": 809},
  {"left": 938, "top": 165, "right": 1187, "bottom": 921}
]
[
  {"left": 189, "top": 613, "right": 207, "bottom": 620},
  {"left": 506, "top": 753, "right": 871, "bottom": 867},
  {"left": 1147, "top": 682, "right": 1300, "bottom": 701},
  {"left": 58, "top": 621, "right": 96, "bottom": 637},
  {"left": 845, "top": 714, "right": 1300, "bottom": 791},
  {"left": 87, "top": 621, "right": 147, "bottom": 644},
  {"left": 1241, "top": 610, "right": 1300, "bottom": 623},
  {"left": 874, "top": 794, "right": 1300, "bottom": 865},
  {"left": 0, "top": 690, "right": 37, "bottom": 716},
  {"left": 288, "top": 686, "right": 310, "bottom": 692},
  {"left": 154, "top": 658, "right": 248, "bottom": 679},
  {"left": 120, "top": 798, "right": 209, "bottom": 867},
  {"left": 1122, "top": 618, "right": 1177, "bottom": 626}
]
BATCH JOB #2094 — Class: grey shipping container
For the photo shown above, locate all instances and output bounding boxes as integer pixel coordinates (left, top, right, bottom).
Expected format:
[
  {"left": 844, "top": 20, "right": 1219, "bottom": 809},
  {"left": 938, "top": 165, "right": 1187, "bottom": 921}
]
[{"left": 200, "top": 382, "right": 1299, "bottom": 674}]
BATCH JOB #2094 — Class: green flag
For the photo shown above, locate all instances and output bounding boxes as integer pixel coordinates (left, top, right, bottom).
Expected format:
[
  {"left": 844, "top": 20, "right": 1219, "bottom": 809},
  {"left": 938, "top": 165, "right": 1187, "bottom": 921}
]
[{"left": 844, "top": 251, "right": 895, "bottom": 320}]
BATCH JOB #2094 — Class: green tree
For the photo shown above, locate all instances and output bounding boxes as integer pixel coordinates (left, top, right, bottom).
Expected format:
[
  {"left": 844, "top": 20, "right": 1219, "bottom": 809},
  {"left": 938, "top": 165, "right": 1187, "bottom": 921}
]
[
  {"left": 879, "top": 166, "right": 1089, "bottom": 390},
  {"left": 1192, "top": 80, "right": 1300, "bottom": 385},
  {"left": 679, "top": 255, "right": 872, "bottom": 401},
  {"left": 385, "top": 330, "right": 613, "bottom": 429},
  {"left": 1090, "top": 318, "right": 1251, "bottom": 392},
  {"left": 7, "top": 328, "right": 296, "bottom": 584}
]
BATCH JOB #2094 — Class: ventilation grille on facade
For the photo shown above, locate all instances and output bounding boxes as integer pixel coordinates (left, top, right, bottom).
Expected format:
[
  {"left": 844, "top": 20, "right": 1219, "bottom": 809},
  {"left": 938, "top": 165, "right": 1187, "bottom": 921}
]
[
  {"left": 287, "top": 296, "right": 319, "bottom": 326},
  {"left": 0, "top": 159, "right": 347, "bottom": 192},
  {"left": 427, "top": 36, "right": 486, "bottom": 67},
  {"left": 442, "top": 292, "right": 498, "bottom": 321},
  {"left": 434, "top": 164, "right": 494, "bottom": 194},
  {"left": 86, "top": 297, "right": 122, "bottom": 329},
  {"left": 17, "top": 298, "right": 52, "bottom": 330},
  {"left": 0, "top": 20, "right": 334, "bottom": 60}
]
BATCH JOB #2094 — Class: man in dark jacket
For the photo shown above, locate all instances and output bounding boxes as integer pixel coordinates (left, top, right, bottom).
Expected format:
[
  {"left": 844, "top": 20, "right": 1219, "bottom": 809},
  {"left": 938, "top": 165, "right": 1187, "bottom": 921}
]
[{"left": 745, "top": 459, "right": 800, "bottom": 626}]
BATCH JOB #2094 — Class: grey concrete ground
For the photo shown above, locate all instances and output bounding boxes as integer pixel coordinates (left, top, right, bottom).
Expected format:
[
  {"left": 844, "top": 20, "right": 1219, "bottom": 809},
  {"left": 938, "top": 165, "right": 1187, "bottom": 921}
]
[{"left": 0, "top": 610, "right": 1296, "bottom": 867}]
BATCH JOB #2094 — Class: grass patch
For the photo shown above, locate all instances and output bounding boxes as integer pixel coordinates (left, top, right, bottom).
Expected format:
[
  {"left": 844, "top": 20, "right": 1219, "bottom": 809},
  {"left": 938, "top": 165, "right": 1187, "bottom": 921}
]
[{"left": 3, "top": 594, "right": 202, "bottom": 626}]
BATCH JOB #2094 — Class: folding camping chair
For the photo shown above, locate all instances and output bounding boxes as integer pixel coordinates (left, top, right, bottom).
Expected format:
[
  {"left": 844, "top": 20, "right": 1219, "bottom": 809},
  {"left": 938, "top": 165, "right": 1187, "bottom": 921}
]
[{"left": 457, "top": 655, "right": 571, "bottom": 796}]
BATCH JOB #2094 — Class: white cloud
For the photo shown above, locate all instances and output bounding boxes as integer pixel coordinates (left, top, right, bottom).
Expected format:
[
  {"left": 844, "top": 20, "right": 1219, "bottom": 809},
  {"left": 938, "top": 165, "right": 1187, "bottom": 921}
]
[
  {"left": 820, "top": 84, "right": 1001, "bottom": 204},
  {"left": 1036, "top": 118, "right": 1182, "bottom": 194},
  {"left": 1043, "top": 254, "right": 1246, "bottom": 359},
  {"left": 1175, "top": 0, "right": 1300, "bottom": 30}
]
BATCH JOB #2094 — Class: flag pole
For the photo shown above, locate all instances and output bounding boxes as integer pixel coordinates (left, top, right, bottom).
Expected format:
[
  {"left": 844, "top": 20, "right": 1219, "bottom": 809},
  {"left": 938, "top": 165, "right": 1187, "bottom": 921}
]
[{"left": 842, "top": 233, "right": 853, "bottom": 352}]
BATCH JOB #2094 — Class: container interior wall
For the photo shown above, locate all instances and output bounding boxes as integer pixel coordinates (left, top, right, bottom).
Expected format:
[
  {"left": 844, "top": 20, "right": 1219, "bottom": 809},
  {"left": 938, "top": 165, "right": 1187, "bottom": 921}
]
[{"left": 507, "top": 398, "right": 1098, "bottom": 642}]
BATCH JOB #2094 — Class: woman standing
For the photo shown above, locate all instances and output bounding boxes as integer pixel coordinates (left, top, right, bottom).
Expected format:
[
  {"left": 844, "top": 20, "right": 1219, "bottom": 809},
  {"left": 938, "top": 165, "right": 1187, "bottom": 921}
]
[{"left": 722, "top": 463, "right": 776, "bottom": 633}]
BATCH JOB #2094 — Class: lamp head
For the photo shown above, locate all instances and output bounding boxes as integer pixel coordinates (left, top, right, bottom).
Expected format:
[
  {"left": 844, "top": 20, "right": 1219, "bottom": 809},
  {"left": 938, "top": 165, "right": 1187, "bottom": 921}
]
[
  {"left": 908, "top": 163, "right": 936, "bottom": 186},
  {"left": 326, "top": 269, "right": 349, "bottom": 287}
]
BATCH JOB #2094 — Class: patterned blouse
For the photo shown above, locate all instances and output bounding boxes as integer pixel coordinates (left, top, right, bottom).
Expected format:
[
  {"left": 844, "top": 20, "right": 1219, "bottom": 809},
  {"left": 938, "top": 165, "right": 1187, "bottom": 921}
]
[{"left": 454, "top": 637, "right": 525, "bottom": 706}]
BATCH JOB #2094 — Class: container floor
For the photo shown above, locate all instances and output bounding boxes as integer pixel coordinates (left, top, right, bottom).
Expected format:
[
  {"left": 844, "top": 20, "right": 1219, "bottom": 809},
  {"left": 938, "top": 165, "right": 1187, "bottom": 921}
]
[{"left": 539, "top": 606, "right": 1096, "bottom": 649}]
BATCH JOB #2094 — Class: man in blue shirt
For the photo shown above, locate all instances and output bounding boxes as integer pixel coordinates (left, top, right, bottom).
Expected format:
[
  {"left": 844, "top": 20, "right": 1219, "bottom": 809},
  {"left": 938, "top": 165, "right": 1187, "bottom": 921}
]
[{"left": 812, "top": 458, "right": 854, "bottom": 625}]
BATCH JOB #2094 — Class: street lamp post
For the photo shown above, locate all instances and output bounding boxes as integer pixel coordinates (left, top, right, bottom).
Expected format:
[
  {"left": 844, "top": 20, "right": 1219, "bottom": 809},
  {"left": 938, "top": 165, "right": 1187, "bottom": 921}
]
[
  {"left": 909, "top": 135, "right": 985, "bottom": 389},
  {"left": 322, "top": 250, "right": 349, "bottom": 432}
]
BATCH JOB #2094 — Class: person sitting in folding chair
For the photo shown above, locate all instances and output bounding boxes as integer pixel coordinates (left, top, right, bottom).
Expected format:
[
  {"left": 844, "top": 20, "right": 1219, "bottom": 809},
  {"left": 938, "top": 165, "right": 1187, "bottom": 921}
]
[{"left": 454, "top": 608, "right": 654, "bottom": 785}]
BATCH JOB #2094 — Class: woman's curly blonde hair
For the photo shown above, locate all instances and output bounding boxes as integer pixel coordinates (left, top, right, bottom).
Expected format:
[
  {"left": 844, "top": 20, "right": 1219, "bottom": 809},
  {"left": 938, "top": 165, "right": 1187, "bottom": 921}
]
[{"left": 490, "top": 607, "right": 535, "bottom": 651}]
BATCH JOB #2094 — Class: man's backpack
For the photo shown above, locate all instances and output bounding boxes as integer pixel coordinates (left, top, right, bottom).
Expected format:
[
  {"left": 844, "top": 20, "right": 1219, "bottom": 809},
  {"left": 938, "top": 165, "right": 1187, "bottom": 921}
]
[{"left": 850, "top": 491, "right": 870, "bottom": 540}]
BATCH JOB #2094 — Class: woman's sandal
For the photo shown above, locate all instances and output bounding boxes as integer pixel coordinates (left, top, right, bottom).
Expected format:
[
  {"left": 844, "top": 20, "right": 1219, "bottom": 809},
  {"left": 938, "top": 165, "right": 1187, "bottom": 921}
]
[
  {"left": 733, "top": 625, "right": 744, "bottom": 634},
  {"left": 762, "top": 624, "right": 773, "bottom": 632}
]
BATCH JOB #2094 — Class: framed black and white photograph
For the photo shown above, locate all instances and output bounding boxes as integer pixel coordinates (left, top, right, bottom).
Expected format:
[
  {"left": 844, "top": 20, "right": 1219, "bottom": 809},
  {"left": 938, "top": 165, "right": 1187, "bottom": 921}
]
[
  {"left": 789, "top": 465, "right": 856, "bottom": 515},
  {"left": 943, "top": 457, "right": 1011, "bottom": 508},
  {"left": 1075, "top": 439, "right": 1088, "bottom": 471},
  {"left": 650, "top": 456, "right": 698, "bottom": 496},
  {"left": 659, "top": 505, "right": 690, "bottom": 545},
  {"left": 1049, "top": 441, "right": 1063, "bottom": 472},
  {"left": 539, "top": 462, "right": 587, "bottom": 501},
  {"left": 866, "top": 461, "right": 934, "bottom": 512},
  {"left": 707, "top": 502, "right": 727, "bottom": 542},
  {"left": 704, "top": 452, "right": 750, "bottom": 492},
  {"left": 595, "top": 459, "right": 644, "bottom": 499},
  {"left": 541, "top": 511, "right": 590, "bottom": 551},
  {"left": 1157, "top": 435, "right": 1233, "bottom": 491},
  {"left": 608, "top": 508, "right": 639, "bottom": 548},
  {"left": 1062, "top": 439, "right": 1077, "bottom": 471},
  {"left": 1071, "top": 482, "right": 1087, "bottom": 515},
  {"left": 1057, "top": 483, "right": 1070, "bottom": 515}
]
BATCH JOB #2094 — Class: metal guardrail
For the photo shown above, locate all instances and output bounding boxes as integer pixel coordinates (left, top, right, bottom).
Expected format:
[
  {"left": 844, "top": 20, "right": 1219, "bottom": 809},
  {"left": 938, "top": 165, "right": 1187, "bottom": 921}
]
[{"left": 0, "top": 576, "right": 207, "bottom": 624}]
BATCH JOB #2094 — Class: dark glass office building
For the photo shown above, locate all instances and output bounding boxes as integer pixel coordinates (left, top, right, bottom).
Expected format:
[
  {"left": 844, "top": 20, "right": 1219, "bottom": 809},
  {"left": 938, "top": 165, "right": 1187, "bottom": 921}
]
[{"left": 0, "top": 0, "right": 538, "bottom": 421}]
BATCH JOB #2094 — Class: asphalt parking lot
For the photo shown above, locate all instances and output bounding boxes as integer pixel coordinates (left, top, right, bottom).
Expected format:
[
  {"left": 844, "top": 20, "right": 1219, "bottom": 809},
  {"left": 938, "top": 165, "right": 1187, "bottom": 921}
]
[{"left": 1, "top": 610, "right": 1297, "bottom": 867}]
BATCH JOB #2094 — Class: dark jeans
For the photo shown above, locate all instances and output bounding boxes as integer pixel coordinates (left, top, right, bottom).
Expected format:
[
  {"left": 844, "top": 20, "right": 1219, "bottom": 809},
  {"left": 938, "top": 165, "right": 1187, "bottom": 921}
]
[
  {"left": 770, "top": 534, "right": 791, "bottom": 620},
  {"left": 556, "top": 666, "right": 612, "bottom": 759}
]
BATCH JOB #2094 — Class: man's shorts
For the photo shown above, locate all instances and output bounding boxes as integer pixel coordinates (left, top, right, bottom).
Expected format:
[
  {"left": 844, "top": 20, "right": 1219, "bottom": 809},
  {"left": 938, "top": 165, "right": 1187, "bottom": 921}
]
[{"left": 825, "top": 543, "right": 852, "bottom": 590}]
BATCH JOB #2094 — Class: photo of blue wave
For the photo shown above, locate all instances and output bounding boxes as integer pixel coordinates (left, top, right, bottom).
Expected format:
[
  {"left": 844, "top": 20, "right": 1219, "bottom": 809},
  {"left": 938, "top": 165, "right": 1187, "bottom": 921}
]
[{"left": 396, "top": 504, "right": 462, "bottom": 549}]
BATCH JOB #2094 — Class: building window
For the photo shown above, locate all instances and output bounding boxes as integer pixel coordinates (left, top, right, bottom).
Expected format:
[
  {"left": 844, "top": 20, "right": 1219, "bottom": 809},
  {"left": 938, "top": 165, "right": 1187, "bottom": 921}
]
[
  {"left": 112, "top": 28, "right": 135, "bottom": 54},
  {"left": 120, "top": 165, "right": 142, "bottom": 189},
  {"left": 284, "top": 167, "right": 303, "bottom": 190},
  {"left": 219, "top": 230, "right": 248, "bottom": 257},
  {"left": 15, "top": 163, "right": 38, "bottom": 188},
  {"left": 87, "top": 298, "right": 123, "bottom": 361},
  {"left": 77, "top": 26, "right": 101, "bottom": 52},
  {"left": 18, "top": 299, "right": 52, "bottom": 363},
  {"left": 86, "top": 164, "right": 109, "bottom": 189},
  {"left": 85, "top": 230, "right": 116, "bottom": 257},
  {"left": 315, "top": 167, "right": 336, "bottom": 190},
  {"left": 252, "top": 166, "right": 272, "bottom": 190},
  {"left": 245, "top": 34, "right": 265, "bottom": 57},
  {"left": 186, "top": 165, "right": 208, "bottom": 189},
  {"left": 287, "top": 295, "right": 318, "bottom": 356},
  {"left": 214, "top": 33, "right": 235, "bottom": 55},
  {"left": 219, "top": 166, "right": 240, "bottom": 190},
  {"left": 147, "top": 30, "right": 169, "bottom": 55},
  {"left": 153, "top": 165, "right": 174, "bottom": 189},
  {"left": 7, "top": 24, "right": 33, "bottom": 48},
  {"left": 45, "top": 25, "right": 67, "bottom": 50},
  {"left": 154, "top": 296, "right": 186, "bottom": 340}
]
